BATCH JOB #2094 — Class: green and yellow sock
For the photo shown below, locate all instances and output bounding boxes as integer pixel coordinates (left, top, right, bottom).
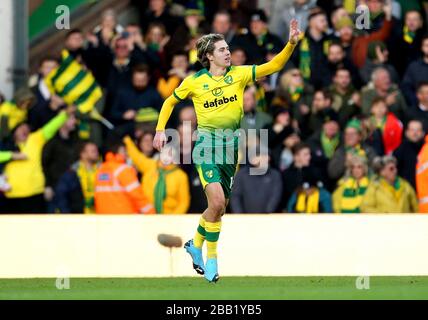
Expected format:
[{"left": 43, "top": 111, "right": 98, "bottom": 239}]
[
  {"left": 205, "top": 221, "right": 222, "bottom": 259},
  {"left": 193, "top": 216, "right": 206, "bottom": 249}
]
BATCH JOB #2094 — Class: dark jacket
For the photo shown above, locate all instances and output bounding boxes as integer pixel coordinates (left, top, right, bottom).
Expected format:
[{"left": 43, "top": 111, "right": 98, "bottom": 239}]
[
  {"left": 402, "top": 58, "right": 428, "bottom": 106},
  {"left": 110, "top": 85, "right": 163, "bottom": 124},
  {"left": 291, "top": 31, "right": 333, "bottom": 89},
  {"left": 393, "top": 137, "right": 424, "bottom": 189},
  {"left": 42, "top": 133, "right": 78, "bottom": 189},
  {"left": 230, "top": 31, "right": 284, "bottom": 65},
  {"left": 406, "top": 104, "right": 428, "bottom": 133},
  {"left": 307, "top": 130, "right": 340, "bottom": 191},
  {"left": 281, "top": 165, "right": 322, "bottom": 210},
  {"left": 231, "top": 165, "right": 283, "bottom": 213},
  {"left": 54, "top": 169, "right": 84, "bottom": 213}
]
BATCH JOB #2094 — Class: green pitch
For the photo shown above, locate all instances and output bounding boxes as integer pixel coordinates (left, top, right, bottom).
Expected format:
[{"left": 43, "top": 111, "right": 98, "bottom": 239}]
[{"left": 1, "top": 277, "right": 428, "bottom": 300}]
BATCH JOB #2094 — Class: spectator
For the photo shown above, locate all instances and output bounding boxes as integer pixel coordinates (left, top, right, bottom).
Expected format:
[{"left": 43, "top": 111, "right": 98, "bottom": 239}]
[
  {"left": 54, "top": 141, "right": 100, "bottom": 213},
  {"left": 28, "top": 56, "right": 61, "bottom": 131},
  {"left": 307, "top": 109, "right": 341, "bottom": 191},
  {"left": 389, "top": 10, "right": 425, "bottom": 77},
  {"left": 359, "top": 41, "right": 399, "bottom": 84},
  {"left": 145, "top": 22, "right": 171, "bottom": 69},
  {"left": 272, "top": 68, "right": 314, "bottom": 136},
  {"left": 308, "top": 89, "right": 337, "bottom": 135},
  {"left": 0, "top": 87, "right": 36, "bottom": 142},
  {"left": 281, "top": 143, "right": 321, "bottom": 209},
  {"left": 291, "top": 7, "right": 332, "bottom": 89},
  {"left": 104, "top": 36, "right": 135, "bottom": 119},
  {"left": 176, "top": 122, "right": 207, "bottom": 213},
  {"left": 140, "top": 0, "right": 182, "bottom": 36},
  {"left": 326, "top": 42, "right": 361, "bottom": 88},
  {"left": 157, "top": 51, "right": 191, "bottom": 99},
  {"left": 335, "top": 16, "right": 355, "bottom": 59},
  {"left": 333, "top": 155, "right": 370, "bottom": 213},
  {"left": 286, "top": 167, "right": 332, "bottom": 213},
  {"left": 351, "top": 1, "right": 393, "bottom": 68},
  {"left": 361, "top": 155, "right": 418, "bottom": 213},
  {"left": 367, "top": 97, "right": 403, "bottom": 155},
  {"left": 167, "top": 6, "right": 208, "bottom": 57},
  {"left": 416, "top": 133, "right": 428, "bottom": 212},
  {"left": 110, "top": 64, "right": 163, "bottom": 135},
  {"left": 2, "top": 108, "right": 73, "bottom": 213},
  {"left": 92, "top": 8, "right": 125, "bottom": 47},
  {"left": 231, "top": 9, "right": 284, "bottom": 64},
  {"left": 330, "top": 6, "right": 351, "bottom": 36},
  {"left": 361, "top": 67, "right": 408, "bottom": 119},
  {"left": 328, "top": 119, "right": 377, "bottom": 182},
  {"left": 123, "top": 136, "right": 190, "bottom": 214},
  {"left": 266, "top": 108, "right": 296, "bottom": 170},
  {"left": 328, "top": 67, "right": 361, "bottom": 128},
  {"left": 42, "top": 114, "right": 78, "bottom": 211},
  {"left": 402, "top": 35, "right": 428, "bottom": 106},
  {"left": 94, "top": 141, "right": 155, "bottom": 214},
  {"left": 230, "top": 47, "right": 247, "bottom": 66},
  {"left": 394, "top": 120, "right": 425, "bottom": 189},
  {"left": 211, "top": 10, "right": 236, "bottom": 43},
  {"left": 240, "top": 86, "right": 272, "bottom": 135},
  {"left": 231, "top": 150, "right": 282, "bottom": 213},
  {"left": 406, "top": 81, "right": 428, "bottom": 132}
]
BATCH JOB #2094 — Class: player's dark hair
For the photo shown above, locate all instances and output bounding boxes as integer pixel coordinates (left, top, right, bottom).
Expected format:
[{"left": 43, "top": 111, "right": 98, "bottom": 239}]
[{"left": 196, "top": 33, "right": 225, "bottom": 69}]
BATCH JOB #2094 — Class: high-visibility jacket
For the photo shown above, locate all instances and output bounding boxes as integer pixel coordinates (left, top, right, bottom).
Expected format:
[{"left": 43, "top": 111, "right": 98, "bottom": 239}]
[
  {"left": 416, "top": 135, "right": 428, "bottom": 213},
  {"left": 94, "top": 152, "right": 155, "bottom": 214}
]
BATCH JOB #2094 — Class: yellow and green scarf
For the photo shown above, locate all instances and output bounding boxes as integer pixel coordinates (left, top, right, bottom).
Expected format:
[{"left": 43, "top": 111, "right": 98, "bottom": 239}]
[
  {"left": 340, "top": 177, "right": 369, "bottom": 213},
  {"left": 76, "top": 162, "right": 98, "bottom": 214},
  {"left": 321, "top": 132, "right": 340, "bottom": 159},
  {"left": 299, "top": 37, "right": 311, "bottom": 81},
  {"left": 403, "top": 26, "right": 416, "bottom": 44},
  {"left": 154, "top": 166, "right": 178, "bottom": 213}
]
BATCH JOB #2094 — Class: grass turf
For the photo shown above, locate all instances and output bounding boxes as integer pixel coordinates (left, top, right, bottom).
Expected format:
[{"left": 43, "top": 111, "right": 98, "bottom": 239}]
[{"left": 1, "top": 277, "right": 428, "bottom": 300}]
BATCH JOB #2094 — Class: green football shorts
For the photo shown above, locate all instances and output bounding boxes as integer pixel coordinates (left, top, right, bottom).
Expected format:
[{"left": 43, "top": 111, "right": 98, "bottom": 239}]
[{"left": 193, "top": 130, "right": 239, "bottom": 199}]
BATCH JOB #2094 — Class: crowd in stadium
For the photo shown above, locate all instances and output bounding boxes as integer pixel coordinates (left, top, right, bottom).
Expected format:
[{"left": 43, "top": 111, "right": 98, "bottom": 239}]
[{"left": 1, "top": 0, "right": 428, "bottom": 214}]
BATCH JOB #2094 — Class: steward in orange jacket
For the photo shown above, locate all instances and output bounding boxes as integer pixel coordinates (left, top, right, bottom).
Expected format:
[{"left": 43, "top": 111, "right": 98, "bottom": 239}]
[
  {"left": 416, "top": 135, "right": 428, "bottom": 213},
  {"left": 94, "top": 150, "right": 155, "bottom": 214}
]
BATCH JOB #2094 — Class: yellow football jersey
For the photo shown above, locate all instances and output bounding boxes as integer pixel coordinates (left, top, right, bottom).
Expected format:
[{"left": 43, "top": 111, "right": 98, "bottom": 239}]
[{"left": 173, "top": 65, "right": 256, "bottom": 132}]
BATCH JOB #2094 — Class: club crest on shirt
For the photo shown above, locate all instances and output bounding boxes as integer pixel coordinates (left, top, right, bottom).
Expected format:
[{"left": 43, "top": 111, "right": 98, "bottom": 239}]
[
  {"left": 205, "top": 170, "right": 214, "bottom": 179},
  {"left": 212, "top": 87, "right": 223, "bottom": 97},
  {"left": 224, "top": 75, "right": 233, "bottom": 84}
]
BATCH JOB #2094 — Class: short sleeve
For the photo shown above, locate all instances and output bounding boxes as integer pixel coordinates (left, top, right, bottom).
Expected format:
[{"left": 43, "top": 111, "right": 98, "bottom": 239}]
[
  {"left": 173, "top": 76, "right": 192, "bottom": 101},
  {"left": 236, "top": 65, "right": 256, "bottom": 87}
]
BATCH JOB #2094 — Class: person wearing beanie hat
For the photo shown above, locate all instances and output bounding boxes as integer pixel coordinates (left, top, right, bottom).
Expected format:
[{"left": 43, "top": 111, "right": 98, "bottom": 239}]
[
  {"left": 327, "top": 118, "right": 377, "bottom": 183},
  {"left": 0, "top": 87, "right": 36, "bottom": 142}
]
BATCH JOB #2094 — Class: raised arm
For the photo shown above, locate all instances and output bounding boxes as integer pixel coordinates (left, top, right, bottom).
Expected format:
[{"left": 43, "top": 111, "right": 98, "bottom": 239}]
[{"left": 255, "top": 19, "right": 301, "bottom": 79}]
